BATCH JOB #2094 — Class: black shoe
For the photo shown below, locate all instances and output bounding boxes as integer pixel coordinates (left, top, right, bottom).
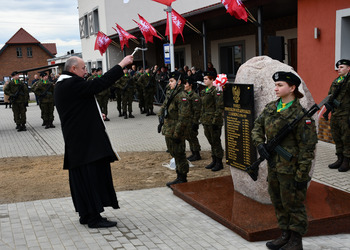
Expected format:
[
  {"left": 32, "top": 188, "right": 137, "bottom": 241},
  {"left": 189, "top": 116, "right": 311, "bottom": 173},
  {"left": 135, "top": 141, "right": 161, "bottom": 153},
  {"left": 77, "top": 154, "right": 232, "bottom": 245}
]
[
  {"left": 266, "top": 230, "right": 291, "bottom": 250},
  {"left": 118, "top": 111, "right": 123, "bottom": 117},
  {"left": 140, "top": 108, "right": 143, "bottom": 114},
  {"left": 146, "top": 111, "right": 150, "bottom": 116},
  {"left": 187, "top": 151, "right": 195, "bottom": 160},
  {"left": 42, "top": 121, "right": 46, "bottom": 126},
  {"left": 188, "top": 151, "right": 201, "bottom": 161},
  {"left": 129, "top": 113, "right": 135, "bottom": 118},
  {"left": 205, "top": 156, "right": 216, "bottom": 169},
  {"left": 80, "top": 215, "right": 108, "bottom": 225},
  {"left": 45, "top": 123, "right": 50, "bottom": 129},
  {"left": 166, "top": 174, "right": 187, "bottom": 188},
  {"left": 88, "top": 218, "right": 118, "bottom": 228},
  {"left": 49, "top": 123, "right": 55, "bottom": 128},
  {"left": 329, "top": 154, "right": 343, "bottom": 169},
  {"left": 16, "top": 124, "right": 20, "bottom": 130},
  {"left": 22, "top": 125, "right": 27, "bottom": 131},
  {"left": 124, "top": 113, "right": 128, "bottom": 119},
  {"left": 105, "top": 117, "right": 110, "bottom": 121},
  {"left": 212, "top": 158, "right": 223, "bottom": 171},
  {"left": 149, "top": 110, "right": 156, "bottom": 115},
  {"left": 279, "top": 231, "right": 302, "bottom": 250},
  {"left": 338, "top": 157, "right": 350, "bottom": 172}
]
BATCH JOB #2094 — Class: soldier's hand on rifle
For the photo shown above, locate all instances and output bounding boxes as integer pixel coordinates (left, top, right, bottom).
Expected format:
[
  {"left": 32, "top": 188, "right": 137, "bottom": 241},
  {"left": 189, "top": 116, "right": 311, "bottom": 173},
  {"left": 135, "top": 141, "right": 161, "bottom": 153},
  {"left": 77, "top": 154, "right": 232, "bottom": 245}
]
[{"left": 257, "top": 143, "right": 271, "bottom": 160}]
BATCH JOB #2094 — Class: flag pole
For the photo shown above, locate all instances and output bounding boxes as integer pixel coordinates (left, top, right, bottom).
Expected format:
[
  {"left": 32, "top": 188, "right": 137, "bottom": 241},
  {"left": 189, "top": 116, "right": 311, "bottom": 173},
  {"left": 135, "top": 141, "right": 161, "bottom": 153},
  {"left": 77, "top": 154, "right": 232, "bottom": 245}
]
[{"left": 166, "top": 6, "right": 175, "bottom": 72}]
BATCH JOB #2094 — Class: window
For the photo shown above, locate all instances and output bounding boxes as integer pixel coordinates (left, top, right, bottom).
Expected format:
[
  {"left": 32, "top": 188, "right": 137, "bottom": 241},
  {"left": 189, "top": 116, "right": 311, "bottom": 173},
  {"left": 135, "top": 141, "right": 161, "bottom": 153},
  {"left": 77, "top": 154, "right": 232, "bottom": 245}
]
[
  {"left": 219, "top": 42, "right": 245, "bottom": 78},
  {"left": 174, "top": 49, "right": 185, "bottom": 69},
  {"left": 16, "top": 47, "right": 22, "bottom": 57},
  {"left": 79, "top": 14, "right": 89, "bottom": 39},
  {"left": 335, "top": 8, "right": 350, "bottom": 67},
  {"left": 27, "top": 47, "right": 32, "bottom": 57},
  {"left": 93, "top": 9, "right": 99, "bottom": 34}
]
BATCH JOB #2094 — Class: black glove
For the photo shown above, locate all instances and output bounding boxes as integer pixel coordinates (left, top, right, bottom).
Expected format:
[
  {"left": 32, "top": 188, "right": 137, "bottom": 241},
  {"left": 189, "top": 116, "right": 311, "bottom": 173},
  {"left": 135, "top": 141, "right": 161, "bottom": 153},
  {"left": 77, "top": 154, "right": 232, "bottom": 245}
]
[
  {"left": 212, "top": 124, "right": 220, "bottom": 131},
  {"left": 192, "top": 124, "right": 199, "bottom": 131},
  {"left": 294, "top": 180, "right": 308, "bottom": 190},
  {"left": 173, "top": 138, "right": 181, "bottom": 144},
  {"left": 257, "top": 143, "right": 271, "bottom": 160}
]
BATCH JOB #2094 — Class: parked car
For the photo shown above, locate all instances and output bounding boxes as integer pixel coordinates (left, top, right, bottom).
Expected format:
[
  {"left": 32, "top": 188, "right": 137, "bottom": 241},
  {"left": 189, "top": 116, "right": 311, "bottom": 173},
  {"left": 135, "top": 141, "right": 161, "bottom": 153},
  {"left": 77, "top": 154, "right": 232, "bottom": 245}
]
[{"left": 0, "top": 85, "right": 4, "bottom": 103}]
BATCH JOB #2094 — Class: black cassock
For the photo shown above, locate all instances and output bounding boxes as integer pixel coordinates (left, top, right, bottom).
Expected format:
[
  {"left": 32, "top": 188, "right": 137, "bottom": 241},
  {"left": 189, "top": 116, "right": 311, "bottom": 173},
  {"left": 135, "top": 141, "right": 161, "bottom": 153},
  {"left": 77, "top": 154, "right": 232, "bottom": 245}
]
[{"left": 55, "top": 65, "right": 123, "bottom": 220}]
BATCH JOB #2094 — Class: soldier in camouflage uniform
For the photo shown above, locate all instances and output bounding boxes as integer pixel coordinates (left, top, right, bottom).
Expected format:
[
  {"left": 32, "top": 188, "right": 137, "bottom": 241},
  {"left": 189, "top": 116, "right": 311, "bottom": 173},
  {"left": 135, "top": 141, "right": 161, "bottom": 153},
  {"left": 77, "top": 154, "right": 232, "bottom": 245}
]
[
  {"left": 116, "top": 67, "right": 135, "bottom": 119},
  {"left": 87, "top": 68, "right": 97, "bottom": 81},
  {"left": 159, "top": 71, "right": 191, "bottom": 187},
  {"left": 134, "top": 67, "right": 145, "bottom": 114},
  {"left": 251, "top": 71, "right": 317, "bottom": 250},
  {"left": 34, "top": 72, "right": 55, "bottom": 129},
  {"left": 327, "top": 59, "right": 350, "bottom": 172},
  {"left": 201, "top": 71, "right": 224, "bottom": 171},
  {"left": 138, "top": 66, "right": 156, "bottom": 116},
  {"left": 95, "top": 68, "right": 111, "bottom": 121},
  {"left": 184, "top": 76, "right": 202, "bottom": 161},
  {"left": 5, "top": 71, "right": 29, "bottom": 131}
]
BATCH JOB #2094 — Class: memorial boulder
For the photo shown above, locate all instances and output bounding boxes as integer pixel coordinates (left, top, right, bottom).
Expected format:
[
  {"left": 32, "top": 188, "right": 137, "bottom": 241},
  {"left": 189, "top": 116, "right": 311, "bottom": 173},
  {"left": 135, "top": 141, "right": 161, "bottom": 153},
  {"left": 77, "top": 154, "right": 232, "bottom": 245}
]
[{"left": 230, "top": 56, "right": 317, "bottom": 204}]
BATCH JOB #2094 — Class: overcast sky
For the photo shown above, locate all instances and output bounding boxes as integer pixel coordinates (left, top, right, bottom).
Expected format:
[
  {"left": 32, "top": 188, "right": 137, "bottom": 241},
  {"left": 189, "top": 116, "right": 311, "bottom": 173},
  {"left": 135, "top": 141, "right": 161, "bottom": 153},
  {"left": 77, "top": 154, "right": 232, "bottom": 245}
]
[{"left": 0, "top": 0, "right": 81, "bottom": 57}]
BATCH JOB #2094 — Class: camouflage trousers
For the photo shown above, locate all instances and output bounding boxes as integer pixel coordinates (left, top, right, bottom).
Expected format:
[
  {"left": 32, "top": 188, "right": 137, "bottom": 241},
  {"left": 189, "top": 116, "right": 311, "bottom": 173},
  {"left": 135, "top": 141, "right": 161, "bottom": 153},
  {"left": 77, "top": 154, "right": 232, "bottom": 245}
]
[
  {"left": 330, "top": 115, "right": 350, "bottom": 157},
  {"left": 144, "top": 89, "right": 155, "bottom": 111},
  {"left": 97, "top": 96, "right": 109, "bottom": 116},
  {"left": 203, "top": 124, "right": 224, "bottom": 159},
  {"left": 165, "top": 136, "right": 189, "bottom": 175},
  {"left": 137, "top": 87, "right": 144, "bottom": 109},
  {"left": 185, "top": 126, "right": 201, "bottom": 152},
  {"left": 40, "top": 102, "right": 54, "bottom": 122},
  {"left": 268, "top": 170, "right": 308, "bottom": 235},
  {"left": 12, "top": 102, "right": 27, "bottom": 125},
  {"left": 122, "top": 91, "right": 133, "bottom": 113},
  {"left": 114, "top": 88, "right": 122, "bottom": 112}
]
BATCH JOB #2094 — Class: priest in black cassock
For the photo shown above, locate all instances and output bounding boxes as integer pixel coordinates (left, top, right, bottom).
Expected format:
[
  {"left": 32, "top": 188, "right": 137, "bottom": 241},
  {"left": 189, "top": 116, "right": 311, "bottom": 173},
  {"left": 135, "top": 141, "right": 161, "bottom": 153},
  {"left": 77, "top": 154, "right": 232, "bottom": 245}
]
[{"left": 55, "top": 55, "right": 133, "bottom": 228}]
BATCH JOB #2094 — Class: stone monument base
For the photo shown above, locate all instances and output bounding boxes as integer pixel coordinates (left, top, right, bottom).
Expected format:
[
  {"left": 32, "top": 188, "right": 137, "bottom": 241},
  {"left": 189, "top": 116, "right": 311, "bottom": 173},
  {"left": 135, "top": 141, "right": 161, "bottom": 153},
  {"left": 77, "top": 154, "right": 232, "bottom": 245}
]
[{"left": 172, "top": 176, "right": 350, "bottom": 242}]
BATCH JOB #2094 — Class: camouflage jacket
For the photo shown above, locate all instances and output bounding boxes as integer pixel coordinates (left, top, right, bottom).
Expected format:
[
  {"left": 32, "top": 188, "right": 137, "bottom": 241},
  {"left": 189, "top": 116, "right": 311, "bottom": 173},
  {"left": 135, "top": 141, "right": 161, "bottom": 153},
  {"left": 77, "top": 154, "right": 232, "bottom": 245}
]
[
  {"left": 137, "top": 72, "right": 156, "bottom": 93},
  {"left": 115, "top": 74, "right": 135, "bottom": 93},
  {"left": 4, "top": 79, "right": 29, "bottom": 103},
  {"left": 187, "top": 91, "right": 201, "bottom": 124},
  {"left": 251, "top": 98, "right": 317, "bottom": 181},
  {"left": 87, "top": 75, "right": 97, "bottom": 81},
  {"left": 328, "top": 73, "right": 350, "bottom": 117},
  {"left": 200, "top": 86, "right": 224, "bottom": 125},
  {"left": 160, "top": 85, "right": 191, "bottom": 138},
  {"left": 34, "top": 80, "right": 54, "bottom": 103}
]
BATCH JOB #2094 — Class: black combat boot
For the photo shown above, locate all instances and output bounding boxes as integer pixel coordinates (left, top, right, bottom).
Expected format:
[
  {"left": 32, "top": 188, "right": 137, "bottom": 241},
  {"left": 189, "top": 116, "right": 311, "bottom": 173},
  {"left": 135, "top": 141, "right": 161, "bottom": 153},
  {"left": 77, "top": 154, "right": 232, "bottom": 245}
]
[
  {"left": 328, "top": 153, "right": 343, "bottom": 169},
  {"left": 188, "top": 151, "right": 201, "bottom": 161},
  {"left": 49, "top": 122, "right": 55, "bottom": 128},
  {"left": 338, "top": 156, "right": 350, "bottom": 172},
  {"left": 16, "top": 124, "right": 20, "bottom": 130},
  {"left": 205, "top": 156, "right": 216, "bottom": 169},
  {"left": 166, "top": 171, "right": 187, "bottom": 188},
  {"left": 18, "top": 124, "right": 27, "bottom": 132},
  {"left": 212, "top": 158, "right": 223, "bottom": 171},
  {"left": 146, "top": 109, "right": 150, "bottom": 116},
  {"left": 140, "top": 107, "right": 143, "bottom": 114},
  {"left": 129, "top": 112, "right": 135, "bottom": 118},
  {"left": 45, "top": 122, "right": 50, "bottom": 129},
  {"left": 124, "top": 112, "right": 128, "bottom": 119},
  {"left": 266, "top": 230, "right": 291, "bottom": 250},
  {"left": 279, "top": 231, "right": 302, "bottom": 250},
  {"left": 42, "top": 121, "right": 46, "bottom": 126},
  {"left": 118, "top": 109, "right": 123, "bottom": 117},
  {"left": 187, "top": 151, "right": 195, "bottom": 160},
  {"left": 105, "top": 117, "right": 110, "bottom": 121},
  {"left": 149, "top": 108, "right": 156, "bottom": 115},
  {"left": 141, "top": 108, "right": 147, "bottom": 114}
]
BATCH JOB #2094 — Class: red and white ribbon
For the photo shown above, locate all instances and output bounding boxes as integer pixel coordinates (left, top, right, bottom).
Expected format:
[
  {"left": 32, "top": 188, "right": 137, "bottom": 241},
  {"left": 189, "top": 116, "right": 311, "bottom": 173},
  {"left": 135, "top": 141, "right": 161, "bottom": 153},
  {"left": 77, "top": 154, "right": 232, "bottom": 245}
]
[{"left": 213, "top": 74, "right": 228, "bottom": 91}]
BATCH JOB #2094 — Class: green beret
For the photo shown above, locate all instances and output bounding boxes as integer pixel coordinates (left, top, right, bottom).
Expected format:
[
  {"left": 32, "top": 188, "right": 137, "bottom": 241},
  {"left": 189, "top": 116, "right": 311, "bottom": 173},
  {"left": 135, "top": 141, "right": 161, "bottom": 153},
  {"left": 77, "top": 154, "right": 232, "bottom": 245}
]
[
  {"left": 11, "top": 71, "right": 18, "bottom": 77},
  {"left": 185, "top": 76, "right": 194, "bottom": 85},
  {"left": 40, "top": 72, "right": 47, "bottom": 77},
  {"left": 203, "top": 71, "right": 216, "bottom": 78},
  {"left": 273, "top": 71, "right": 301, "bottom": 87},
  {"left": 336, "top": 59, "right": 350, "bottom": 68},
  {"left": 169, "top": 71, "right": 183, "bottom": 81}
]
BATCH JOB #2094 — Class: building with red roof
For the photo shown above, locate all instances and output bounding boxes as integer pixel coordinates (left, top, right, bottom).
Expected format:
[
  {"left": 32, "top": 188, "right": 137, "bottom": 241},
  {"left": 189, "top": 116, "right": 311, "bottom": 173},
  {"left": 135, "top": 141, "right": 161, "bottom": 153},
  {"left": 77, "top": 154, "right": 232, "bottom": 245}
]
[{"left": 0, "top": 28, "right": 57, "bottom": 81}]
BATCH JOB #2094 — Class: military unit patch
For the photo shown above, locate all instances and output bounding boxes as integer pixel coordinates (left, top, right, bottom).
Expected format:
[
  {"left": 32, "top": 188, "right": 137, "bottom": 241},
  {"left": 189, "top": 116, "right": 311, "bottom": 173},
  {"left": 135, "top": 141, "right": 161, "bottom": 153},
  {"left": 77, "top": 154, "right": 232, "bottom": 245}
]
[
  {"left": 182, "top": 97, "right": 187, "bottom": 101},
  {"left": 305, "top": 119, "right": 312, "bottom": 125}
]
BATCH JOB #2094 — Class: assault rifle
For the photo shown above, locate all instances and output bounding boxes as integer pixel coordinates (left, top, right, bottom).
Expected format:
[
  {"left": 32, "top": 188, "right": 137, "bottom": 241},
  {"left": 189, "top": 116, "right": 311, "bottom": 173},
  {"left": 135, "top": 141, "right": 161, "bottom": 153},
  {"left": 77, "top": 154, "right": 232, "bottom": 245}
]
[
  {"left": 9, "top": 82, "right": 24, "bottom": 103},
  {"left": 323, "top": 73, "right": 350, "bottom": 121},
  {"left": 246, "top": 95, "right": 331, "bottom": 181},
  {"left": 38, "top": 82, "right": 53, "bottom": 102},
  {"left": 157, "top": 75, "right": 181, "bottom": 133}
]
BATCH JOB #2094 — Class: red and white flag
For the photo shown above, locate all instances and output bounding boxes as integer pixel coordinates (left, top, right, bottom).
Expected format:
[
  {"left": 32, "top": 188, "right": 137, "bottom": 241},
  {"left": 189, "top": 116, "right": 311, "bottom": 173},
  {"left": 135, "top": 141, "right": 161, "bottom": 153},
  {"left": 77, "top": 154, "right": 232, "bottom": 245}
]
[
  {"left": 133, "top": 14, "right": 161, "bottom": 44},
  {"left": 113, "top": 23, "right": 137, "bottom": 49},
  {"left": 221, "top": 0, "right": 248, "bottom": 22},
  {"left": 151, "top": 0, "right": 176, "bottom": 6},
  {"left": 165, "top": 9, "right": 186, "bottom": 43},
  {"left": 94, "top": 31, "right": 112, "bottom": 55}
]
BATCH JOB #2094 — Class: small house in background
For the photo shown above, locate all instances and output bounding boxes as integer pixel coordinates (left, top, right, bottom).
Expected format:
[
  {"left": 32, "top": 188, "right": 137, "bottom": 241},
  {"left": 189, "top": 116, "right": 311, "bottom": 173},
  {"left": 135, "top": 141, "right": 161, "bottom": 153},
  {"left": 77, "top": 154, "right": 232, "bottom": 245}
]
[{"left": 0, "top": 28, "right": 57, "bottom": 82}]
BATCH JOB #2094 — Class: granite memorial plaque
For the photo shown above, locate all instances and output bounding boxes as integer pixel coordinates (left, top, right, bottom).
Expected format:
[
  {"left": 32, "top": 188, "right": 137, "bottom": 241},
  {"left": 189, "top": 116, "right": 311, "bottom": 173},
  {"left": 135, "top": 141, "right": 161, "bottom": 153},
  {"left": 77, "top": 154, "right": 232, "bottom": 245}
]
[{"left": 224, "top": 83, "right": 256, "bottom": 170}]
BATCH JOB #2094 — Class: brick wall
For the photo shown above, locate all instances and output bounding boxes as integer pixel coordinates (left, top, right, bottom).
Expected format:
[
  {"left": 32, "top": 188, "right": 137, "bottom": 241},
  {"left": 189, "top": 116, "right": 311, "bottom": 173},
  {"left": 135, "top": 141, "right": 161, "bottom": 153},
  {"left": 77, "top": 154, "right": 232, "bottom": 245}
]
[
  {"left": 318, "top": 116, "right": 334, "bottom": 144},
  {"left": 0, "top": 44, "right": 53, "bottom": 82}
]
